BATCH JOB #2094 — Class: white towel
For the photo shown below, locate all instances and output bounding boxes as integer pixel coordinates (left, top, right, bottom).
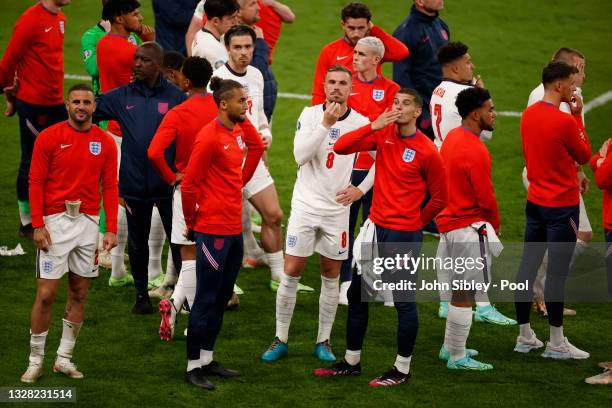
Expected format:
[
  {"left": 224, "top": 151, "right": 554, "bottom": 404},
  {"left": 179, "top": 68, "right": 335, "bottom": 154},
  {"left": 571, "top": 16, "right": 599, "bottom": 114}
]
[
  {"left": 482, "top": 222, "right": 503, "bottom": 257},
  {"left": 352, "top": 218, "right": 377, "bottom": 275}
]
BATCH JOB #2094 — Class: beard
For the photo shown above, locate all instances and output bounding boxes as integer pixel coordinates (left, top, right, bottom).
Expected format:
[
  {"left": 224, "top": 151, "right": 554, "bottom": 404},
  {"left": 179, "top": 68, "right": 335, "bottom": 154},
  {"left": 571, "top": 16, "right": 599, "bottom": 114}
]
[
  {"left": 69, "top": 112, "right": 91, "bottom": 125},
  {"left": 229, "top": 112, "right": 246, "bottom": 123},
  {"left": 479, "top": 118, "right": 494, "bottom": 132}
]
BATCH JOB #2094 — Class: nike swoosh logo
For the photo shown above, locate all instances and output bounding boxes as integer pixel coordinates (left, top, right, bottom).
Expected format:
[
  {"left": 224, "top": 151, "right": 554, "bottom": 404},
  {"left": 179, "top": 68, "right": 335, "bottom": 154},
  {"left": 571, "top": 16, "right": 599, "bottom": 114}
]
[
  {"left": 224, "top": 144, "right": 230, "bottom": 150},
  {"left": 45, "top": 27, "right": 53, "bottom": 33},
  {"left": 126, "top": 105, "right": 136, "bottom": 110},
  {"left": 349, "top": 93, "right": 359, "bottom": 96},
  {"left": 336, "top": 56, "right": 350, "bottom": 61},
  {"left": 338, "top": 250, "right": 347, "bottom": 255},
  {"left": 60, "top": 144, "right": 71, "bottom": 149},
  {"left": 385, "top": 140, "right": 394, "bottom": 144}
]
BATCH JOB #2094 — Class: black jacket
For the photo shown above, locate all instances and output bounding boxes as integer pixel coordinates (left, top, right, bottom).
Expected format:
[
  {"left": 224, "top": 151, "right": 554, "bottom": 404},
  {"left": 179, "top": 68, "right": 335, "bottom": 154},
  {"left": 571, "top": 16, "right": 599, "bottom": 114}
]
[
  {"left": 392, "top": 4, "right": 450, "bottom": 106},
  {"left": 94, "top": 75, "right": 187, "bottom": 201}
]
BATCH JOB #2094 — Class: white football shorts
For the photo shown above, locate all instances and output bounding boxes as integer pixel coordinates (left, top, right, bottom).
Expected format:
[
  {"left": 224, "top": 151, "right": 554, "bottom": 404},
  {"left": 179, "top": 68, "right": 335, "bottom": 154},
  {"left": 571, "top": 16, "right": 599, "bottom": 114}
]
[
  {"left": 285, "top": 208, "right": 349, "bottom": 260},
  {"left": 171, "top": 184, "right": 194, "bottom": 246},
  {"left": 36, "top": 212, "right": 100, "bottom": 280},
  {"left": 243, "top": 159, "right": 274, "bottom": 199}
]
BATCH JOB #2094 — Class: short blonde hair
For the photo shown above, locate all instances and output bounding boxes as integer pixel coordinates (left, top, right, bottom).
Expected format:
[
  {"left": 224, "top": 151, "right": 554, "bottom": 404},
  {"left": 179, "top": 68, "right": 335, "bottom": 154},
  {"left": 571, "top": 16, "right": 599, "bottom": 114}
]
[{"left": 356, "top": 36, "right": 385, "bottom": 59}]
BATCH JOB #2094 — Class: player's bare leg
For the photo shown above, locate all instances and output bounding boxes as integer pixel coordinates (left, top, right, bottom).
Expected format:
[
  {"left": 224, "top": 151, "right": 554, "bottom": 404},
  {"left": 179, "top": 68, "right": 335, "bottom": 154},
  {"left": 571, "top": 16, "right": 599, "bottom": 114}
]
[
  {"left": 241, "top": 199, "right": 267, "bottom": 268},
  {"left": 53, "top": 273, "right": 91, "bottom": 379},
  {"left": 250, "top": 185, "right": 314, "bottom": 293},
  {"left": 249, "top": 184, "right": 284, "bottom": 280},
  {"left": 22, "top": 278, "right": 61, "bottom": 383}
]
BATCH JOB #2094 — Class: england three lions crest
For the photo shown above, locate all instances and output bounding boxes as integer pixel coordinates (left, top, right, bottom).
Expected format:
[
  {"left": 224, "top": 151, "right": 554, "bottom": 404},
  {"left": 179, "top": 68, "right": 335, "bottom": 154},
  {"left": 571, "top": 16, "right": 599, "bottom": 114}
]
[
  {"left": 89, "top": 142, "right": 102, "bottom": 156},
  {"left": 402, "top": 148, "right": 415, "bottom": 163},
  {"left": 329, "top": 128, "right": 340, "bottom": 141},
  {"left": 372, "top": 89, "right": 385, "bottom": 102}
]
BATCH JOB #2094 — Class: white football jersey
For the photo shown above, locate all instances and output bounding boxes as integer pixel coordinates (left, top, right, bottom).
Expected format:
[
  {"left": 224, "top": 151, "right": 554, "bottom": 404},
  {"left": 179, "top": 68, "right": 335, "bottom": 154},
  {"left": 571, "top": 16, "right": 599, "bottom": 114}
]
[
  {"left": 211, "top": 64, "right": 267, "bottom": 130},
  {"left": 527, "top": 83, "right": 584, "bottom": 122},
  {"left": 192, "top": 29, "right": 227, "bottom": 70},
  {"left": 291, "top": 105, "right": 369, "bottom": 216},
  {"left": 430, "top": 80, "right": 492, "bottom": 149}
]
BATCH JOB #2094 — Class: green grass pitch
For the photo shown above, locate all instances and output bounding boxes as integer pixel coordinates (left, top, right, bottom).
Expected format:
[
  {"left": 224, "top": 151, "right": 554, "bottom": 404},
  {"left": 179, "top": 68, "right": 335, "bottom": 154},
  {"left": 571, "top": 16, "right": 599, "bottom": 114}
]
[{"left": 0, "top": 0, "right": 610, "bottom": 406}]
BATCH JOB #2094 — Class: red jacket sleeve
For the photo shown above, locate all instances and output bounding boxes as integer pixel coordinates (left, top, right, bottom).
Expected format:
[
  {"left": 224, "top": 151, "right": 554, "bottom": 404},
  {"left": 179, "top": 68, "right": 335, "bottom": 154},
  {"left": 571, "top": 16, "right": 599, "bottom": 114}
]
[
  {"left": 593, "top": 152, "right": 612, "bottom": 190},
  {"left": 334, "top": 123, "right": 378, "bottom": 154},
  {"left": 239, "top": 118, "right": 265, "bottom": 185},
  {"left": 101, "top": 135, "right": 119, "bottom": 233},
  {"left": 0, "top": 13, "right": 35, "bottom": 88},
  {"left": 311, "top": 46, "right": 330, "bottom": 105},
  {"left": 468, "top": 149, "right": 500, "bottom": 231},
  {"left": 420, "top": 149, "right": 447, "bottom": 226},
  {"left": 181, "top": 131, "right": 217, "bottom": 230},
  {"left": 370, "top": 25, "right": 409, "bottom": 63},
  {"left": 565, "top": 114, "right": 591, "bottom": 165},
  {"left": 28, "top": 132, "right": 51, "bottom": 228},
  {"left": 148, "top": 109, "right": 180, "bottom": 185}
]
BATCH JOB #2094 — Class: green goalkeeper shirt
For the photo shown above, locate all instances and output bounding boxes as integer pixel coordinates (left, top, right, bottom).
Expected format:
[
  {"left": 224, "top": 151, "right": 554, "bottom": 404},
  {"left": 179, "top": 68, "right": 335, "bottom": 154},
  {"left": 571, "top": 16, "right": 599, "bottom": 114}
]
[{"left": 80, "top": 23, "right": 142, "bottom": 96}]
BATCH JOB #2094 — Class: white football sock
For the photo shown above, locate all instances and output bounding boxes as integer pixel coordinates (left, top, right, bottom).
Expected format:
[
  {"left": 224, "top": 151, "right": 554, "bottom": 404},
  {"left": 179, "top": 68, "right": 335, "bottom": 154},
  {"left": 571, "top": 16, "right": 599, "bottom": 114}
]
[
  {"left": 443, "top": 305, "right": 473, "bottom": 361},
  {"left": 519, "top": 323, "right": 532, "bottom": 339},
  {"left": 163, "top": 250, "right": 178, "bottom": 285},
  {"left": 56, "top": 319, "right": 82, "bottom": 362},
  {"left": 275, "top": 273, "right": 300, "bottom": 343},
  {"left": 476, "top": 301, "right": 491, "bottom": 307},
  {"left": 550, "top": 325, "right": 564, "bottom": 347},
  {"left": 317, "top": 275, "right": 339, "bottom": 343},
  {"left": 173, "top": 260, "right": 197, "bottom": 319},
  {"left": 111, "top": 205, "right": 127, "bottom": 279},
  {"left": 345, "top": 349, "right": 361, "bottom": 365},
  {"left": 148, "top": 207, "right": 165, "bottom": 281},
  {"left": 29, "top": 330, "right": 48, "bottom": 366},
  {"left": 394, "top": 354, "right": 412, "bottom": 374},
  {"left": 267, "top": 251, "right": 284, "bottom": 282},
  {"left": 200, "top": 349, "right": 213, "bottom": 366},
  {"left": 569, "top": 239, "right": 588, "bottom": 268},
  {"left": 187, "top": 359, "right": 200, "bottom": 372}
]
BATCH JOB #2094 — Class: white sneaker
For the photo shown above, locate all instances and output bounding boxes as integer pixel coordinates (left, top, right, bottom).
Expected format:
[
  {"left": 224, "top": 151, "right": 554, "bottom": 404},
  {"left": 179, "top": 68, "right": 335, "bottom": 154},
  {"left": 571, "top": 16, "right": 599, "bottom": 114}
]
[
  {"left": 542, "top": 337, "right": 589, "bottom": 360},
  {"left": 20, "top": 364, "right": 43, "bottom": 383},
  {"left": 53, "top": 358, "right": 84, "bottom": 379},
  {"left": 338, "top": 281, "right": 350, "bottom": 306},
  {"left": 514, "top": 330, "right": 544, "bottom": 353}
]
